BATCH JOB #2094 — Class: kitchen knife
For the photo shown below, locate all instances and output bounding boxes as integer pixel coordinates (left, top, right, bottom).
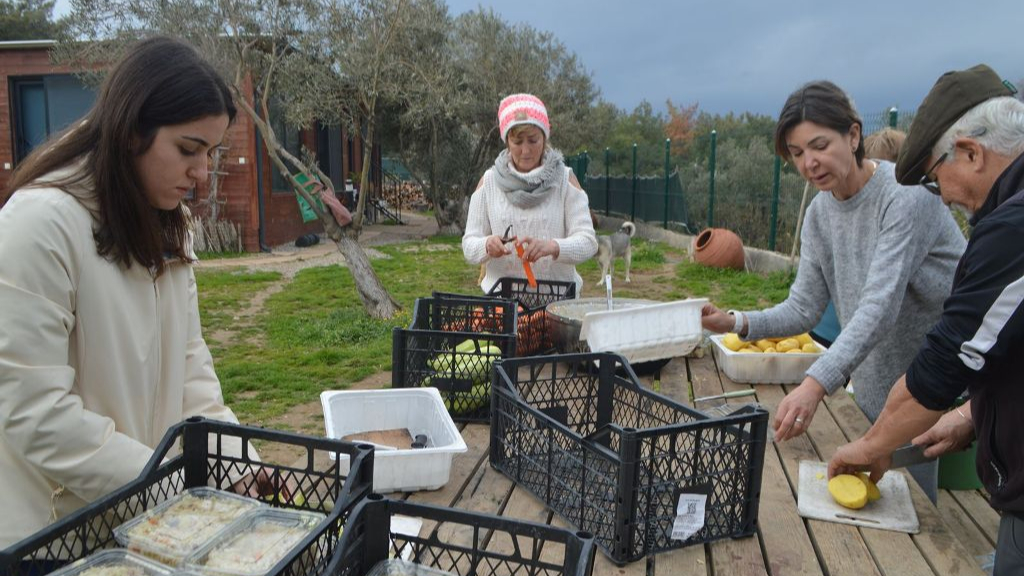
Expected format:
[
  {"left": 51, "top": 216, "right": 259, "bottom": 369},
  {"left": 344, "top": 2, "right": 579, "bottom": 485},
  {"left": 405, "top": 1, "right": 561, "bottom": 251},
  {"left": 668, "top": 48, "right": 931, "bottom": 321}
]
[{"left": 889, "top": 444, "right": 935, "bottom": 469}]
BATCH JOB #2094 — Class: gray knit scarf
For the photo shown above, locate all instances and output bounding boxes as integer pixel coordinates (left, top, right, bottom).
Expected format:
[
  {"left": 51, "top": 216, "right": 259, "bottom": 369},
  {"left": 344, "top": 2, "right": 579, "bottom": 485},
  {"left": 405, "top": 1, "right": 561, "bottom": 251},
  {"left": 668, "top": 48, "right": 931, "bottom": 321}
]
[{"left": 492, "top": 148, "right": 565, "bottom": 208}]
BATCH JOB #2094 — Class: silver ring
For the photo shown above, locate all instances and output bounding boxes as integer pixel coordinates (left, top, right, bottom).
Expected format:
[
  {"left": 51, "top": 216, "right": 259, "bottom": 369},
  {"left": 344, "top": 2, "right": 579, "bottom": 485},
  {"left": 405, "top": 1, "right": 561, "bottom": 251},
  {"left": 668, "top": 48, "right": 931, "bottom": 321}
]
[{"left": 795, "top": 417, "right": 804, "bottom": 424}]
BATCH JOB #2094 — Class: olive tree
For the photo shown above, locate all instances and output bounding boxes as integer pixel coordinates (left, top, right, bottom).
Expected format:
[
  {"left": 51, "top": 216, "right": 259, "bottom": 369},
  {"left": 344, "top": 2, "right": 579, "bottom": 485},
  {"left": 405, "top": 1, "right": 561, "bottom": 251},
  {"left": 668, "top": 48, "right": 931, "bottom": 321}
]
[{"left": 56, "top": 0, "right": 403, "bottom": 318}]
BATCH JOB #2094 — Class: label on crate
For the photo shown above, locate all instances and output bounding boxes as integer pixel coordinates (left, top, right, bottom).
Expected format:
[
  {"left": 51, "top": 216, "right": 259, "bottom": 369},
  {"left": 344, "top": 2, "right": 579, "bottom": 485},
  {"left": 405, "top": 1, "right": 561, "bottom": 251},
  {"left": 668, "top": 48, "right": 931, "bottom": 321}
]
[{"left": 671, "top": 493, "right": 708, "bottom": 541}]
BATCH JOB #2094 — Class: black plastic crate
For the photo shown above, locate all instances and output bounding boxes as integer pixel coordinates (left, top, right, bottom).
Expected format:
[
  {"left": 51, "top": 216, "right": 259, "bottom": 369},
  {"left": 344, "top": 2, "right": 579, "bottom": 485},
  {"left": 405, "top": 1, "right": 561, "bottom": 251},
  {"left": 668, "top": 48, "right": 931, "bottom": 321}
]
[
  {"left": 392, "top": 323, "right": 515, "bottom": 423},
  {"left": 490, "top": 353, "right": 768, "bottom": 565},
  {"left": 1, "top": 417, "right": 374, "bottom": 576},
  {"left": 410, "top": 296, "right": 519, "bottom": 341},
  {"left": 434, "top": 277, "right": 576, "bottom": 356},
  {"left": 327, "top": 495, "right": 596, "bottom": 576}
]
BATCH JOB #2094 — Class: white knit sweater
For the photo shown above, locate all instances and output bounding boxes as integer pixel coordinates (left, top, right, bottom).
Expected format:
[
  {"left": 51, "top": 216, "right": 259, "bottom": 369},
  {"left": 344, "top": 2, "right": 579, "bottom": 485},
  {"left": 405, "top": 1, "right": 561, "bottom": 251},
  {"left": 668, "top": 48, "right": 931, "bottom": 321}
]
[{"left": 462, "top": 165, "right": 598, "bottom": 293}]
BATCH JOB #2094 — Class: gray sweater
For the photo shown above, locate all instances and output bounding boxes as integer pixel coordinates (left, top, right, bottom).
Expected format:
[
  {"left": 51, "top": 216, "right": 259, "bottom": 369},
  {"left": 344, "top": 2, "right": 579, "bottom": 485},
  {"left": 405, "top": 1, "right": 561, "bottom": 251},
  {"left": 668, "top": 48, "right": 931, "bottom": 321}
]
[{"left": 745, "top": 161, "right": 966, "bottom": 420}]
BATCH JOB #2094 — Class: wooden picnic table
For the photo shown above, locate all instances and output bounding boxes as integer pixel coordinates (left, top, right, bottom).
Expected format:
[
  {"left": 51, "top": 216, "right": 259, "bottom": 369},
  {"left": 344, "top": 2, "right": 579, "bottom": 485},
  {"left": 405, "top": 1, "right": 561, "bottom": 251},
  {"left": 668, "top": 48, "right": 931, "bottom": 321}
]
[{"left": 378, "top": 352, "right": 998, "bottom": 576}]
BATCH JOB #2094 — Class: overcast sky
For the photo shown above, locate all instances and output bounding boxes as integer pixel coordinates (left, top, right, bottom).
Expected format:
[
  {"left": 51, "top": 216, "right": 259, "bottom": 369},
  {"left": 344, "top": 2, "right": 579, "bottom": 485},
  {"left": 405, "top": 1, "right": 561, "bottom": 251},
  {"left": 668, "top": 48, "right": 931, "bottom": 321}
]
[
  {"left": 441, "top": 0, "right": 1024, "bottom": 118},
  {"left": 54, "top": 0, "right": 1024, "bottom": 118}
]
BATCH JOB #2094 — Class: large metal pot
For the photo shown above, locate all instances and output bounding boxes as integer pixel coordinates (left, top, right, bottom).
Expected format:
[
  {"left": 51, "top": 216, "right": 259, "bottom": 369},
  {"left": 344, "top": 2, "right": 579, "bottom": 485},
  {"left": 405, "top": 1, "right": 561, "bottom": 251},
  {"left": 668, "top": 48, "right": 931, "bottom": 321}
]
[{"left": 546, "top": 297, "right": 658, "bottom": 354}]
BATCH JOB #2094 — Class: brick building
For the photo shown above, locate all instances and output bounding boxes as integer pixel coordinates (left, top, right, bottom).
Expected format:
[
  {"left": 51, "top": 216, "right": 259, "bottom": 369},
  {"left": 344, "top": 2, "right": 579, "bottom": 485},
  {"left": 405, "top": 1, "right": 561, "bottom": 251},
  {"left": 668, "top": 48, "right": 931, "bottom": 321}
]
[{"left": 0, "top": 40, "right": 380, "bottom": 251}]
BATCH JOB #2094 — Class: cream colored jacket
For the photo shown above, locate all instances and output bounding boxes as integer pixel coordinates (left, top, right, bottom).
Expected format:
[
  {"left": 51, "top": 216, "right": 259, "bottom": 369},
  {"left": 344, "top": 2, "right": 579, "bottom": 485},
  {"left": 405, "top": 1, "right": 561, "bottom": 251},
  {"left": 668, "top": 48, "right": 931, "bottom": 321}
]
[{"left": 0, "top": 184, "right": 244, "bottom": 549}]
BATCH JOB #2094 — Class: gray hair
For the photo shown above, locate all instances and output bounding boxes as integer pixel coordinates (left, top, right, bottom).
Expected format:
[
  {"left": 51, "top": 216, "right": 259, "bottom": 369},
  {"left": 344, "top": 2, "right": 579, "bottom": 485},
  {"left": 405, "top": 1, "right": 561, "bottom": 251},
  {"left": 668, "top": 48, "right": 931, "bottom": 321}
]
[{"left": 932, "top": 96, "right": 1024, "bottom": 160}]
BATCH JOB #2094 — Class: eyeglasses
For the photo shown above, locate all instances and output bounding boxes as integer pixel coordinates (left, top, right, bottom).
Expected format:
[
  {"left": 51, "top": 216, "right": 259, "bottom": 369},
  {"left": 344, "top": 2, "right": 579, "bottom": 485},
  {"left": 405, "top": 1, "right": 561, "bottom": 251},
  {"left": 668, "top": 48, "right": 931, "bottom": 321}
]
[{"left": 919, "top": 152, "right": 948, "bottom": 195}]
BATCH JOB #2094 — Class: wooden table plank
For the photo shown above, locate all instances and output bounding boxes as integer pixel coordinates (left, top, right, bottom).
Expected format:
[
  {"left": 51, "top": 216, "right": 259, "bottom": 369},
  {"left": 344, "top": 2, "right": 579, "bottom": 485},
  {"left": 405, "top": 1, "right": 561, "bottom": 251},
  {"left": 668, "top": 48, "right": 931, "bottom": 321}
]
[
  {"left": 405, "top": 423, "right": 491, "bottom": 508},
  {"left": 711, "top": 364, "right": 822, "bottom": 576},
  {"left": 937, "top": 491, "right": 997, "bottom": 556},
  {"left": 754, "top": 383, "right": 881, "bottom": 576},
  {"left": 685, "top": 356, "right": 770, "bottom": 576},
  {"left": 950, "top": 490, "right": 1001, "bottom": 545}
]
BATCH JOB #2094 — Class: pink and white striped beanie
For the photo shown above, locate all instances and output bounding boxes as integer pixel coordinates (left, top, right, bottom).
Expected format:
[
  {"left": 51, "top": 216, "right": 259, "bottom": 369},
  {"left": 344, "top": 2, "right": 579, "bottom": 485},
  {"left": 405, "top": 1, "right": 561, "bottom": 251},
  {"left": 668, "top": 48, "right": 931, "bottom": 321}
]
[{"left": 498, "top": 93, "right": 550, "bottom": 142}]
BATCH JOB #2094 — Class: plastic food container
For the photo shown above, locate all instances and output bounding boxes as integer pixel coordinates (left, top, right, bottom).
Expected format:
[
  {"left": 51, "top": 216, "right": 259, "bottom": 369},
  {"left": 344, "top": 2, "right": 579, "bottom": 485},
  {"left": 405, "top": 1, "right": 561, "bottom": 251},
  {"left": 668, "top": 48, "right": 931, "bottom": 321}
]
[
  {"left": 709, "top": 334, "right": 825, "bottom": 384},
  {"left": 182, "top": 508, "right": 326, "bottom": 576},
  {"left": 578, "top": 298, "right": 707, "bottom": 363},
  {"left": 321, "top": 387, "right": 467, "bottom": 493},
  {"left": 46, "top": 549, "right": 172, "bottom": 576},
  {"left": 114, "top": 487, "right": 264, "bottom": 566},
  {"left": 366, "top": 559, "right": 456, "bottom": 576}
]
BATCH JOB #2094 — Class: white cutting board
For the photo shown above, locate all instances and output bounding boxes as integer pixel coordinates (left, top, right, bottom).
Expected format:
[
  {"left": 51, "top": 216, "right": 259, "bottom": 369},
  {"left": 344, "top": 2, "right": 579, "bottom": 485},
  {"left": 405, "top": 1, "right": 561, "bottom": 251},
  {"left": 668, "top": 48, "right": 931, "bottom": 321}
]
[{"left": 797, "top": 460, "right": 920, "bottom": 534}]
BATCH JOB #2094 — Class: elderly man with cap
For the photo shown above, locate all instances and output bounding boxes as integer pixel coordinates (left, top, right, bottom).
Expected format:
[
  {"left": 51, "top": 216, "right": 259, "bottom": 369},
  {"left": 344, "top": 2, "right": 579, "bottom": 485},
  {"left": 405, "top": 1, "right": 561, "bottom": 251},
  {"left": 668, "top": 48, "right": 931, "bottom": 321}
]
[
  {"left": 462, "top": 93, "right": 597, "bottom": 294},
  {"left": 829, "top": 64, "right": 1024, "bottom": 575}
]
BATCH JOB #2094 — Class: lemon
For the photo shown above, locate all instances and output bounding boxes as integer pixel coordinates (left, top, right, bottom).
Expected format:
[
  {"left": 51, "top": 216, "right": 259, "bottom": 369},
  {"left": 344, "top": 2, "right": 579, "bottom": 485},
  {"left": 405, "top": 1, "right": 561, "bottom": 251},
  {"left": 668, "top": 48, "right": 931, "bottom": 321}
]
[
  {"left": 796, "top": 333, "right": 814, "bottom": 346},
  {"left": 722, "top": 333, "right": 745, "bottom": 352},
  {"left": 801, "top": 343, "right": 820, "bottom": 353},
  {"left": 776, "top": 338, "right": 800, "bottom": 353}
]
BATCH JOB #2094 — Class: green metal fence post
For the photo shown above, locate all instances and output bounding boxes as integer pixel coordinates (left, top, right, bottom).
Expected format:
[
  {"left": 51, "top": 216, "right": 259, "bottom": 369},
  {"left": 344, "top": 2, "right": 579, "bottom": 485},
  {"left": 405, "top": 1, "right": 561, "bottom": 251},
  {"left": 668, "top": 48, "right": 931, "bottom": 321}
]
[
  {"left": 769, "top": 155, "right": 781, "bottom": 251},
  {"left": 708, "top": 130, "right": 717, "bottom": 228},
  {"left": 663, "top": 138, "right": 670, "bottom": 229},
  {"left": 631, "top": 143, "right": 637, "bottom": 222},
  {"left": 604, "top": 147, "right": 610, "bottom": 217},
  {"left": 889, "top": 107, "right": 898, "bottom": 128}
]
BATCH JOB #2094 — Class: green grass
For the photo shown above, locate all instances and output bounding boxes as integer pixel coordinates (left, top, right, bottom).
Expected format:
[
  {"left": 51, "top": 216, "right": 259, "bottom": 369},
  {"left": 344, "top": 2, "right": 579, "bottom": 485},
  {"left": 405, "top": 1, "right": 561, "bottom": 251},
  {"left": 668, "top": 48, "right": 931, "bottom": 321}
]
[
  {"left": 196, "top": 236, "right": 794, "bottom": 425},
  {"left": 196, "top": 251, "right": 248, "bottom": 260}
]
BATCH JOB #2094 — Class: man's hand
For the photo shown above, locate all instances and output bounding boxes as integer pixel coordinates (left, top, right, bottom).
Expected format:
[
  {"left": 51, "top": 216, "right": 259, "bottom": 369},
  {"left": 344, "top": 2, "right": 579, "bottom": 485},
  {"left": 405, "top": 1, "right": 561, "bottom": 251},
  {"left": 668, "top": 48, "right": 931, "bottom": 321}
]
[
  {"left": 829, "top": 438, "right": 892, "bottom": 484},
  {"left": 912, "top": 404, "right": 975, "bottom": 459},
  {"left": 701, "top": 303, "right": 734, "bottom": 333},
  {"left": 516, "top": 237, "right": 559, "bottom": 262},
  {"left": 485, "top": 235, "right": 513, "bottom": 258},
  {"left": 773, "top": 376, "right": 827, "bottom": 442}
]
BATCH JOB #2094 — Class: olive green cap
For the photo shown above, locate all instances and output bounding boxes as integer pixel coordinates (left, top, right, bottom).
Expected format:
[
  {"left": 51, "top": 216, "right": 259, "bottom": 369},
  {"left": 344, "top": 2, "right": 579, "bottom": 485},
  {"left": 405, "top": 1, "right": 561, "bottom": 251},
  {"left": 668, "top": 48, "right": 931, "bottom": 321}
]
[{"left": 895, "top": 64, "right": 1016, "bottom": 184}]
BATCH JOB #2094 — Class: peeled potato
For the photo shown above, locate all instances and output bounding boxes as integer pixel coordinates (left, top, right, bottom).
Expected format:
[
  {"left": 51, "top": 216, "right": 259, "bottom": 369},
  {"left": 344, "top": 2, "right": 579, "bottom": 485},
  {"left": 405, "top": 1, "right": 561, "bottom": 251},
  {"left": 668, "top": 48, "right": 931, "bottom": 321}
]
[
  {"left": 796, "top": 333, "right": 814, "bottom": 346},
  {"left": 857, "top": 473, "right": 882, "bottom": 502},
  {"left": 755, "top": 339, "right": 775, "bottom": 351},
  {"left": 785, "top": 348, "right": 803, "bottom": 354},
  {"left": 829, "top": 474, "right": 868, "bottom": 509},
  {"left": 776, "top": 338, "right": 800, "bottom": 353},
  {"left": 739, "top": 347, "right": 760, "bottom": 353},
  {"left": 801, "top": 343, "right": 821, "bottom": 353},
  {"left": 722, "top": 333, "right": 745, "bottom": 352},
  {"left": 763, "top": 346, "right": 777, "bottom": 354}
]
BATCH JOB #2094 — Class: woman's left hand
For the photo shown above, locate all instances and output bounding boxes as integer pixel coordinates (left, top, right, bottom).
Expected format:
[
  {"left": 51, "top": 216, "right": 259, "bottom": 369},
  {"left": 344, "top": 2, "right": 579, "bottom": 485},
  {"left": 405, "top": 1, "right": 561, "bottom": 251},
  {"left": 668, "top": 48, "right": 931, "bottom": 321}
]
[
  {"left": 773, "top": 376, "right": 827, "bottom": 442},
  {"left": 517, "top": 237, "right": 559, "bottom": 262}
]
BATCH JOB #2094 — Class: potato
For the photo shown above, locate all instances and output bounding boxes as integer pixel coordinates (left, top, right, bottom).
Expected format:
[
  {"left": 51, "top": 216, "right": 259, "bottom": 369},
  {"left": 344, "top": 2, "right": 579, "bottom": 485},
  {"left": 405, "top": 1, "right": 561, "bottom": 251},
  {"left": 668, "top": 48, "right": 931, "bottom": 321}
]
[
  {"left": 796, "top": 333, "right": 814, "bottom": 346},
  {"left": 722, "top": 333, "right": 745, "bottom": 352},
  {"left": 776, "top": 338, "right": 800, "bottom": 353},
  {"left": 829, "top": 474, "right": 868, "bottom": 509},
  {"left": 801, "top": 343, "right": 821, "bottom": 353},
  {"left": 857, "top": 472, "right": 882, "bottom": 502}
]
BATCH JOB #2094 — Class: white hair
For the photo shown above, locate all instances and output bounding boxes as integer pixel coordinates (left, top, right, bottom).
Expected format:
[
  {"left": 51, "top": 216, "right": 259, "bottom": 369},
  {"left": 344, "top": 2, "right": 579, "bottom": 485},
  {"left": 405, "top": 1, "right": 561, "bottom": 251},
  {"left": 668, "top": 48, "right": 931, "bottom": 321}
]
[{"left": 932, "top": 96, "right": 1024, "bottom": 160}]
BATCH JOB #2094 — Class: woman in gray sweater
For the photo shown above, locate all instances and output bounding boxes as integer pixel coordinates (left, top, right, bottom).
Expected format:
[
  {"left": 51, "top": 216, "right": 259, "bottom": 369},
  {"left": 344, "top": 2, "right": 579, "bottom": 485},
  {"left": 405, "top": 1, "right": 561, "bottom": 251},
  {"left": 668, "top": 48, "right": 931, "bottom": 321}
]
[{"left": 701, "top": 81, "right": 965, "bottom": 501}]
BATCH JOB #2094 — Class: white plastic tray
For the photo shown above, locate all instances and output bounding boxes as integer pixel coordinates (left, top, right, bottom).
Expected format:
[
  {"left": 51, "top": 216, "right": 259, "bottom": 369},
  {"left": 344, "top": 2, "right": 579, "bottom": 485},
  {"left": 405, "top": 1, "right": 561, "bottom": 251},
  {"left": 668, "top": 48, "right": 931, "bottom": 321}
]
[
  {"left": 709, "top": 334, "right": 825, "bottom": 384},
  {"left": 579, "top": 298, "right": 707, "bottom": 363},
  {"left": 321, "top": 388, "right": 467, "bottom": 493}
]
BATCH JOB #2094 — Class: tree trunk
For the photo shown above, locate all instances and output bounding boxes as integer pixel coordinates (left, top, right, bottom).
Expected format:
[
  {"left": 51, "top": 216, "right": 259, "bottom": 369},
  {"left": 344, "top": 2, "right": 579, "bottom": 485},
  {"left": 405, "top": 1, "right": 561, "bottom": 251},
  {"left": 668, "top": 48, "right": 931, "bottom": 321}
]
[
  {"left": 334, "top": 231, "right": 400, "bottom": 318},
  {"left": 235, "top": 88, "right": 401, "bottom": 319}
]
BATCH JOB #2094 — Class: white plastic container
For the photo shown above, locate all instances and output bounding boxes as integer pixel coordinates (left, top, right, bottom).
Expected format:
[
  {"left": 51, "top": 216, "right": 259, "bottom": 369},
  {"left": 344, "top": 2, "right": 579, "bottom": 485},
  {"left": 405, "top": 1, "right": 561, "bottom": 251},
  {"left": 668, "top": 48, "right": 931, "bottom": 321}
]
[
  {"left": 47, "top": 549, "right": 172, "bottom": 576},
  {"left": 709, "top": 334, "right": 825, "bottom": 384},
  {"left": 182, "top": 508, "right": 325, "bottom": 576},
  {"left": 579, "top": 298, "right": 708, "bottom": 363},
  {"left": 320, "top": 388, "right": 467, "bottom": 493}
]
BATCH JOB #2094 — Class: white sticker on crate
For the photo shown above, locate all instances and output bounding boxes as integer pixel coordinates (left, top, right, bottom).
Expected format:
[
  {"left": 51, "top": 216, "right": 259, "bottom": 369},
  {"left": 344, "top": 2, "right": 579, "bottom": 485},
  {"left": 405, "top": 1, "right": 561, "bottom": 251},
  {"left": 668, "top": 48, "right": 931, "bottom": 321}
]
[{"left": 671, "top": 493, "right": 707, "bottom": 541}]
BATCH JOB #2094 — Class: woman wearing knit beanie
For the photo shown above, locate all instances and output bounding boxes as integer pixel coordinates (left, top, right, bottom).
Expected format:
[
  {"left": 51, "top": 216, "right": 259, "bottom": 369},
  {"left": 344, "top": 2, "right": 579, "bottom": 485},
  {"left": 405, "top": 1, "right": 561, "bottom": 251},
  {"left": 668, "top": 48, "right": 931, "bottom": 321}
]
[{"left": 462, "top": 93, "right": 598, "bottom": 293}]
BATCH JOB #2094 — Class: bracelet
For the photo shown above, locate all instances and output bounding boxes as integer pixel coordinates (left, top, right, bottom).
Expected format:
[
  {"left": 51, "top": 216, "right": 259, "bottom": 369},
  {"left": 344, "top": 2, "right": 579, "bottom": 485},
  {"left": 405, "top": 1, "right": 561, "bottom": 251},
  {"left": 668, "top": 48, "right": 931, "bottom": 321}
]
[
  {"left": 955, "top": 406, "right": 970, "bottom": 422},
  {"left": 728, "top": 310, "right": 745, "bottom": 334}
]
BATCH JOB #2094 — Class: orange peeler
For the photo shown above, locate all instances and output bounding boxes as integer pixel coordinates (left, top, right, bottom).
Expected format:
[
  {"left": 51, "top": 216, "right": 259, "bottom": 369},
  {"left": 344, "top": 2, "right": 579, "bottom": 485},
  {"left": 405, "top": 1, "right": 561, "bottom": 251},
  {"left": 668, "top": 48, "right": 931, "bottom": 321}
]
[{"left": 501, "top": 225, "right": 537, "bottom": 288}]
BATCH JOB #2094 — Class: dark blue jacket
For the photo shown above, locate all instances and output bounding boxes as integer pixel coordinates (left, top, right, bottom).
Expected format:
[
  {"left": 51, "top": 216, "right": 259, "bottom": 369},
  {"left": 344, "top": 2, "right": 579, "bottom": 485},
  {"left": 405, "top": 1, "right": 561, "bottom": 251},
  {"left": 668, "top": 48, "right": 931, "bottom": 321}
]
[{"left": 906, "top": 152, "right": 1024, "bottom": 514}]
